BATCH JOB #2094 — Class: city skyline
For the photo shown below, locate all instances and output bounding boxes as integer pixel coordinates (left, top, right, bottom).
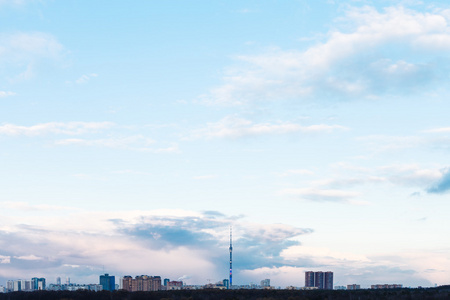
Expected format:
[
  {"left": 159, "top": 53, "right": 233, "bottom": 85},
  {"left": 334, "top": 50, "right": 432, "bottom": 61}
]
[{"left": 1, "top": 0, "right": 450, "bottom": 288}]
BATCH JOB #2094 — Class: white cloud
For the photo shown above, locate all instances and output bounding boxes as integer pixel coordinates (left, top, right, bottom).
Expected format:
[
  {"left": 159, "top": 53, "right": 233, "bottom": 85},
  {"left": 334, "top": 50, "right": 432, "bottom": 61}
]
[
  {"left": 188, "top": 116, "right": 347, "bottom": 139},
  {"left": 13, "top": 254, "right": 43, "bottom": 261},
  {"left": 0, "top": 32, "right": 63, "bottom": 60},
  {"left": 280, "top": 188, "right": 360, "bottom": 202},
  {"left": 152, "top": 144, "right": 180, "bottom": 154},
  {"left": 75, "top": 73, "right": 98, "bottom": 84},
  {"left": 384, "top": 166, "right": 442, "bottom": 187},
  {"left": 0, "top": 210, "right": 311, "bottom": 285},
  {"left": 0, "top": 91, "right": 15, "bottom": 97},
  {"left": 0, "top": 121, "right": 114, "bottom": 136},
  {"left": 358, "top": 135, "right": 424, "bottom": 152},
  {"left": 0, "top": 255, "right": 10, "bottom": 264},
  {"left": 0, "top": 32, "right": 65, "bottom": 80},
  {"left": 307, "top": 163, "right": 444, "bottom": 195},
  {"left": 422, "top": 127, "right": 450, "bottom": 133},
  {"left": 203, "top": 6, "right": 450, "bottom": 105}
]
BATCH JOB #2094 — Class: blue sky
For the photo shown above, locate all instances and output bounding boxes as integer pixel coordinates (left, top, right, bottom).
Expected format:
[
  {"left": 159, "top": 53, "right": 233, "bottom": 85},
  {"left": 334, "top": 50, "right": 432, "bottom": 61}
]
[{"left": 1, "top": 0, "right": 450, "bottom": 288}]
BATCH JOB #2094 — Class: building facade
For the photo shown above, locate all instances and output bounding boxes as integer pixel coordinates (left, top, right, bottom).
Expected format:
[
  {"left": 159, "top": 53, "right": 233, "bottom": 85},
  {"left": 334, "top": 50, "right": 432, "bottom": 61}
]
[
  {"left": 305, "top": 271, "right": 315, "bottom": 288},
  {"left": 324, "top": 271, "right": 333, "bottom": 290},
  {"left": 122, "top": 275, "right": 161, "bottom": 292},
  {"left": 314, "top": 271, "right": 324, "bottom": 289},
  {"left": 31, "top": 278, "right": 46, "bottom": 290},
  {"left": 167, "top": 281, "right": 183, "bottom": 290},
  {"left": 347, "top": 284, "right": 361, "bottom": 290},
  {"left": 305, "top": 271, "right": 333, "bottom": 290},
  {"left": 100, "top": 274, "right": 115, "bottom": 291}
]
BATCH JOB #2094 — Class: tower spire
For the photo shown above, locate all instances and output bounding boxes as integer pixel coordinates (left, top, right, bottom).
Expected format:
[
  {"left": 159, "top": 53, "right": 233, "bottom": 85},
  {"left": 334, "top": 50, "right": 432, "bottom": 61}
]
[{"left": 229, "top": 226, "right": 232, "bottom": 288}]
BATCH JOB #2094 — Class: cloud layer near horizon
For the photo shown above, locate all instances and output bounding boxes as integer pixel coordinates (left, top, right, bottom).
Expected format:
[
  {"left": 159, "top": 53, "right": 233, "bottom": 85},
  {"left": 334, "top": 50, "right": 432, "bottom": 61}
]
[
  {"left": 0, "top": 207, "right": 441, "bottom": 287},
  {"left": 0, "top": 209, "right": 314, "bottom": 284}
]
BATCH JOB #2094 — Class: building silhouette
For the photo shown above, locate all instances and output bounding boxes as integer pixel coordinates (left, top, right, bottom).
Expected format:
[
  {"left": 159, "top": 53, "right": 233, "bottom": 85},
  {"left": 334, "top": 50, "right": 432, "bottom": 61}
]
[
  {"left": 100, "top": 273, "right": 115, "bottom": 291},
  {"left": 163, "top": 278, "right": 170, "bottom": 287},
  {"left": 314, "top": 271, "right": 324, "bottom": 289},
  {"left": 304, "top": 271, "right": 333, "bottom": 290},
  {"left": 347, "top": 284, "right": 361, "bottom": 290},
  {"left": 122, "top": 275, "right": 161, "bottom": 292},
  {"left": 324, "top": 271, "right": 333, "bottom": 290},
  {"left": 260, "top": 279, "right": 270, "bottom": 288},
  {"left": 223, "top": 279, "right": 229, "bottom": 289},
  {"left": 305, "top": 271, "right": 315, "bottom": 288},
  {"left": 31, "top": 278, "right": 46, "bottom": 290}
]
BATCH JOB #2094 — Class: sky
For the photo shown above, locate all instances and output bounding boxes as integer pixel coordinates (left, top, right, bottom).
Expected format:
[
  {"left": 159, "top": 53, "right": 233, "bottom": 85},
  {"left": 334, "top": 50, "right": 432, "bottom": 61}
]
[{"left": 1, "top": 0, "right": 450, "bottom": 289}]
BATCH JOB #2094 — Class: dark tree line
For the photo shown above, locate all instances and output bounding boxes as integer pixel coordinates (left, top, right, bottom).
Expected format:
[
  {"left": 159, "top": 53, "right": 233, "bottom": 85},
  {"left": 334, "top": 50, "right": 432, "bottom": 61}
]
[{"left": 0, "top": 286, "right": 449, "bottom": 300}]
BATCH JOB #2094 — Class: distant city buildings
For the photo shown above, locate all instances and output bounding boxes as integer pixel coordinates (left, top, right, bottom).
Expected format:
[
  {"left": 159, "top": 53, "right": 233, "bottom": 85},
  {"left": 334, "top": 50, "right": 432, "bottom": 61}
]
[
  {"left": 371, "top": 284, "right": 402, "bottom": 289},
  {"left": 167, "top": 281, "right": 183, "bottom": 290},
  {"left": 47, "top": 283, "right": 103, "bottom": 291},
  {"left": 5, "top": 278, "right": 45, "bottom": 292},
  {"left": 1, "top": 271, "right": 411, "bottom": 293},
  {"left": 347, "top": 284, "right": 361, "bottom": 290},
  {"left": 260, "top": 279, "right": 270, "bottom": 288},
  {"left": 304, "top": 271, "right": 333, "bottom": 290},
  {"left": 122, "top": 275, "right": 162, "bottom": 292}
]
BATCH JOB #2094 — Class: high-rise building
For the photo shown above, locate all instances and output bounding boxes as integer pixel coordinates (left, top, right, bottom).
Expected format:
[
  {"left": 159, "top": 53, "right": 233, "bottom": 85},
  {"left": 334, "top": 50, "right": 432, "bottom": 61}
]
[
  {"left": 13, "top": 281, "right": 21, "bottom": 292},
  {"left": 314, "top": 271, "right": 324, "bottom": 289},
  {"left": 122, "top": 276, "right": 132, "bottom": 291},
  {"left": 6, "top": 281, "right": 13, "bottom": 292},
  {"left": 167, "top": 281, "right": 182, "bottom": 290},
  {"left": 163, "top": 278, "right": 170, "bottom": 286},
  {"left": 100, "top": 274, "right": 115, "bottom": 291},
  {"left": 56, "top": 277, "right": 61, "bottom": 285},
  {"left": 31, "top": 278, "right": 46, "bottom": 290},
  {"left": 305, "top": 271, "right": 315, "bottom": 287},
  {"left": 305, "top": 271, "right": 333, "bottom": 290},
  {"left": 22, "top": 280, "right": 32, "bottom": 291},
  {"left": 324, "top": 272, "right": 333, "bottom": 290},
  {"left": 223, "top": 279, "right": 229, "bottom": 289},
  {"left": 122, "top": 275, "right": 161, "bottom": 292}
]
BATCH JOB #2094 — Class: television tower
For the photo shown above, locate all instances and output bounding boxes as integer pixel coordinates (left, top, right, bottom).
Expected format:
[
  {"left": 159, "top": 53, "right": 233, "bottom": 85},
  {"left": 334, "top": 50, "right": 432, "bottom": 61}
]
[{"left": 229, "top": 226, "right": 233, "bottom": 288}]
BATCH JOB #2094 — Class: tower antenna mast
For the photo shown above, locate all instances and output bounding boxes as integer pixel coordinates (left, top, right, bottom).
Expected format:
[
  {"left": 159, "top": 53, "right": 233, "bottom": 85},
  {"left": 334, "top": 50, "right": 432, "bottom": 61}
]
[{"left": 229, "top": 226, "right": 232, "bottom": 288}]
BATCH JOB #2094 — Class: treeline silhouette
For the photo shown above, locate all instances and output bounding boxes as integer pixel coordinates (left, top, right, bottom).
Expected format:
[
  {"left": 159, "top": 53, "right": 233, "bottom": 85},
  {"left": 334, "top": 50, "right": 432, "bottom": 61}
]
[{"left": 0, "top": 286, "right": 450, "bottom": 300}]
